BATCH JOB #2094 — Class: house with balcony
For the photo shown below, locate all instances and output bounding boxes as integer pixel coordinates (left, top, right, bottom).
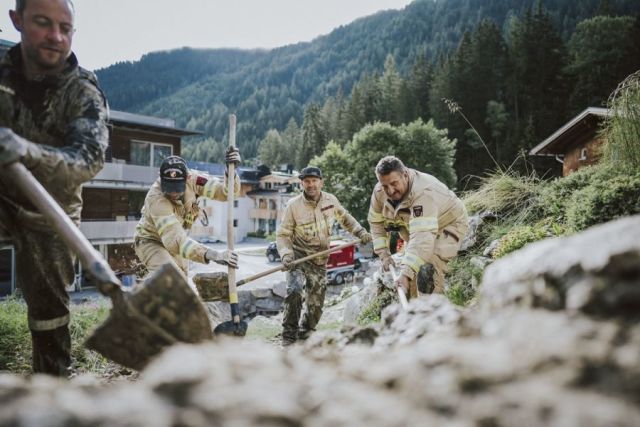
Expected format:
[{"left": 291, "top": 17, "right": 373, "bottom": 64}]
[
  {"left": 247, "top": 171, "right": 300, "bottom": 235},
  {"left": 0, "top": 109, "right": 202, "bottom": 295}
]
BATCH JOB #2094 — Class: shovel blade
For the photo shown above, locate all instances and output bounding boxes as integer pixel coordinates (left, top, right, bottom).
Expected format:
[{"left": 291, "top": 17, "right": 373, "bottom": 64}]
[
  {"left": 193, "top": 271, "right": 229, "bottom": 302},
  {"left": 213, "top": 320, "right": 248, "bottom": 337},
  {"left": 86, "top": 263, "right": 213, "bottom": 370}
]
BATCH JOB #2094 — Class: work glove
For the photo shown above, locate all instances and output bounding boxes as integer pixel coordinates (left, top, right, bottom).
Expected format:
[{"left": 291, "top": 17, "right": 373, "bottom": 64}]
[
  {"left": 281, "top": 254, "right": 295, "bottom": 271},
  {"left": 225, "top": 146, "right": 241, "bottom": 166},
  {"left": 206, "top": 249, "right": 238, "bottom": 269},
  {"left": 380, "top": 255, "right": 396, "bottom": 272},
  {"left": 0, "top": 127, "right": 28, "bottom": 166},
  {"left": 357, "top": 230, "right": 373, "bottom": 244}
]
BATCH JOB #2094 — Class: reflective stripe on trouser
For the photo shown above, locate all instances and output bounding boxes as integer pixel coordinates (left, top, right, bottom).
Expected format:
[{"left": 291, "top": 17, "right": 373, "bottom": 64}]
[
  {"left": 408, "top": 216, "right": 468, "bottom": 298},
  {"left": 282, "top": 261, "right": 327, "bottom": 340},
  {"left": 134, "top": 239, "right": 189, "bottom": 279},
  {"left": 1, "top": 201, "right": 74, "bottom": 376}
]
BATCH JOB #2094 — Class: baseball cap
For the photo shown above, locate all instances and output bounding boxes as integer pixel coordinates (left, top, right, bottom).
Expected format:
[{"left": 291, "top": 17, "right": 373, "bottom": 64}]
[
  {"left": 160, "top": 156, "right": 188, "bottom": 193},
  {"left": 298, "top": 166, "right": 323, "bottom": 180}
]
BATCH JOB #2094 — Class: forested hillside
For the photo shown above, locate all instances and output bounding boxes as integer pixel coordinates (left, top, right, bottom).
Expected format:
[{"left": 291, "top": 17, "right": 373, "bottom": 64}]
[{"left": 97, "top": 0, "right": 640, "bottom": 181}]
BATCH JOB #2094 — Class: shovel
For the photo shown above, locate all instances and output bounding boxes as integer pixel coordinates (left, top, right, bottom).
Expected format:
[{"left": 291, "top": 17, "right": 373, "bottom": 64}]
[
  {"left": 213, "top": 114, "right": 249, "bottom": 337},
  {"left": 8, "top": 162, "right": 212, "bottom": 370},
  {"left": 194, "top": 240, "right": 361, "bottom": 301},
  {"left": 389, "top": 265, "right": 409, "bottom": 309}
]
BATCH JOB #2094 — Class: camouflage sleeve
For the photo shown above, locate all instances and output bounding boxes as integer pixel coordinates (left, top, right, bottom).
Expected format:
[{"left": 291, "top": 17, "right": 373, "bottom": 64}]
[
  {"left": 400, "top": 191, "right": 438, "bottom": 280},
  {"left": 333, "top": 197, "right": 365, "bottom": 237},
  {"left": 27, "top": 76, "right": 108, "bottom": 186},
  {"left": 150, "top": 197, "right": 208, "bottom": 264},
  {"left": 276, "top": 202, "right": 295, "bottom": 259},
  {"left": 367, "top": 188, "right": 390, "bottom": 258},
  {"left": 195, "top": 172, "right": 240, "bottom": 201}
]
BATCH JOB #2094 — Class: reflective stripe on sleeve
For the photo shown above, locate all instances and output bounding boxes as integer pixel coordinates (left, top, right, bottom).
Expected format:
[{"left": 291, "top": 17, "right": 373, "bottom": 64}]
[
  {"left": 179, "top": 238, "right": 199, "bottom": 258},
  {"left": 155, "top": 214, "right": 180, "bottom": 235},
  {"left": 373, "top": 236, "right": 388, "bottom": 251},
  {"left": 403, "top": 251, "right": 426, "bottom": 273},
  {"left": 203, "top": 179, "right": 221, "bottom": 199},
  {"left": 409, "top": 216, "right": 438, "bottom": 233},
  {"left": 367, "top": 210, "right": 385, "bottom": 223},
  {"left": 28, "top": 313, "right": 70, "bottom": 331}
]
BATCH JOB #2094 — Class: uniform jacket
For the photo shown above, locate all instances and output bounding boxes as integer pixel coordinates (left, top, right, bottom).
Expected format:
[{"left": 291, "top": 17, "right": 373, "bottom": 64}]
[
  {"left": 0, "top": 45, "right": 109, "bottom": 226},
  {"left": 277, "top": 191, "right": 365, "bottom": 266},
  {"left": 135, "top": 171, "right": 239, "bottom": 264},
  {"left": 368, "top": 168, "right": 467, "bottom": 279}
]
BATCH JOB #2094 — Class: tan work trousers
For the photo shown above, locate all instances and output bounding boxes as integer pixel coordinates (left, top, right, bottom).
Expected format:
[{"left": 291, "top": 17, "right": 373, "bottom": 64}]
[
  {"left": 134, "top": 238, "right": 189, "bottom": 280},
  {"left": 408, "top": 215, "right": 469, "bottom": 298}
]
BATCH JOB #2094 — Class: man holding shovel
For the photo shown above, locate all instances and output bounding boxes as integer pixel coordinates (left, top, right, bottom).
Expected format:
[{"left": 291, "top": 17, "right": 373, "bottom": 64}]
[
  {"left": 277, "top": 166, "right": 372, "bottom": 346},
  {"left": 368, "top": 156, "right": 468, "bottom": 299},
  {"left": 0, "top": 0, "right": 109, "bottom": 376},
  {"left": 134, "top": 153, "right": 240, "bottom": 279}
]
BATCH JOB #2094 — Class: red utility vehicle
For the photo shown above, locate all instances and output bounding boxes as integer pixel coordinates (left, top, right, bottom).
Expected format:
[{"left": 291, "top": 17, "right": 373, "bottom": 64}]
[{"left": 326, "top": 240, "right": 357, "bottom": 285}]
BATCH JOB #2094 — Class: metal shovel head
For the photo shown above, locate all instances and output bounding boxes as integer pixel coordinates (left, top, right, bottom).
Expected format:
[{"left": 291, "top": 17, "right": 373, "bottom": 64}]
[
  {"left": 85, "top": 263, "right": 213, "bottom": 371},
  {"left": 213, "top": 319, "right": 248, "bottom": 337}
]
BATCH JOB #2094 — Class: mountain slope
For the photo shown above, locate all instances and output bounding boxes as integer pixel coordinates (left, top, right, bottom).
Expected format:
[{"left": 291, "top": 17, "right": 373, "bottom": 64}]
[{"left": 96, "top": 0, "right": 640, "bottom": 159}]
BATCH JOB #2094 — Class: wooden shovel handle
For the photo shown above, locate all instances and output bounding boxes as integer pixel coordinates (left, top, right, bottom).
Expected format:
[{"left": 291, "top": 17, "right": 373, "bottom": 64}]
[{"left": 236, "top": 239, "right": 360, "bottom": 287}]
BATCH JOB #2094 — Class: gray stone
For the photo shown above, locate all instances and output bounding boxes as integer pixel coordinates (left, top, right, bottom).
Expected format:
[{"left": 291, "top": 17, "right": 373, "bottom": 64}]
[{"left": 481, "top": 215, "right": 640, "bottom": 318}]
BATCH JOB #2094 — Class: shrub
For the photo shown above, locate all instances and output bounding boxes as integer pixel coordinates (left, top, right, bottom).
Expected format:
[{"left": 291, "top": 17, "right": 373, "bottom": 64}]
[
  {"left": 463, "top": 171, "right": 542, "bottom": 223},
  {"left": 357, "top": 286, "right": 397, "bottom": 325},
  {"left": 538, "top": 164, "right": 617, "bottom": 222},
  {"left": 566, "top": 173, "right": 640, "bottom": 232},
  {"left": 603, "top": 70, "right": 640, "bottom": 172},
  {"left": 445, "top": 255, "right": 484, "bottom": 306}
]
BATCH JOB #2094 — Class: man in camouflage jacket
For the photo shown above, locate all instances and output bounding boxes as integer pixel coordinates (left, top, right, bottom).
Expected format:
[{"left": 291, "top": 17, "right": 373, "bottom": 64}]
[
  {"left": 368, "top": 156, "right": 468, "bottom": 299},
  {"left": 0, "top": 0, "right": 109, "bottom": 376},
  {"left": 276, "top": 166, "right": 372, "bottom": 346},
  {"left": 134, "top": 155, "right": 240, "bottom": 278}
]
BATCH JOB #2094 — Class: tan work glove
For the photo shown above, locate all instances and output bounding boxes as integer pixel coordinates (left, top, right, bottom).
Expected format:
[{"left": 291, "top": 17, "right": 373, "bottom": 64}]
[
  {"left": 380, "top": 255, "right": 396, "bottom": 272},
  {"left": 357, "top": 230, "right": 373, "bottom": 244},
  {"left": 206, "top": 249, "right": 238, "bottom": 269}
]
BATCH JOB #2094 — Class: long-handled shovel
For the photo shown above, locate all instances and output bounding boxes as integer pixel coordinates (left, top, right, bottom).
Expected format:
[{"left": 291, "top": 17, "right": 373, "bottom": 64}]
[
  {"left": 7, "top": 162, "right": 212, "bottom": 370},
  {"left": 213, "top": 114, "right": 249, "bottom": 337},
  {"left": 195, "top": 240, "right": 361, "bottom": 301}
]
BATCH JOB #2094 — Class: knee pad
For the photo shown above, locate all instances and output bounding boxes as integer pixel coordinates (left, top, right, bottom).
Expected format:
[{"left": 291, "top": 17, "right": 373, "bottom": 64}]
[{"left": 417, "top": 263, "right": 435, "bottom": 294}]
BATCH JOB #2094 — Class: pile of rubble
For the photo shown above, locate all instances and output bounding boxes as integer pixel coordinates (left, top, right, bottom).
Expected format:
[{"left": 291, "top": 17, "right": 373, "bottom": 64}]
[{"left": 1, "top": 216, "right": 639, "bottom": 426}]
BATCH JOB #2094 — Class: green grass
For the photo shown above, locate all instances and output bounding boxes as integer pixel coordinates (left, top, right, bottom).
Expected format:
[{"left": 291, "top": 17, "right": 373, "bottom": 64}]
[{"left": 0, "top": 297, "right": 116, "bottom": 376}]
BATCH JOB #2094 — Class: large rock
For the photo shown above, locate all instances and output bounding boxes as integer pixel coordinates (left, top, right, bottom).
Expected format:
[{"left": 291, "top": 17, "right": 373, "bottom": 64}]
[
  {"left": 2, "top": 216, "right": 639, "bottom": 426},
  {"left": 481, "top": 215, "right": 640, "bottom": 317}
]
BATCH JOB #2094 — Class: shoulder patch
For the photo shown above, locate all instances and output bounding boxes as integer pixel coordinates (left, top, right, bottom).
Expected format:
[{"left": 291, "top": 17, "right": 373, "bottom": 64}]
[
  {"left": 196, "top": 176, "right": 208, "bottom": 186},
  {"left": 412, "top": 206, "right": 423, "bottom": 217}
]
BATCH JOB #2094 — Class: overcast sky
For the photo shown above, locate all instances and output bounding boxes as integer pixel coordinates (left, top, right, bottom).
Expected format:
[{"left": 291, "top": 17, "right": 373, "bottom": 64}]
[{"left": 1, "top": 0, "right": 413, "bottom": 71}]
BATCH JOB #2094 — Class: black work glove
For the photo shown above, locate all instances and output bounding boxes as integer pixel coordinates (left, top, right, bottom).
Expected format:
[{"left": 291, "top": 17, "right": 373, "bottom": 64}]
[{"left": 225, "top": 147, "right": 241, "bottom": 166}]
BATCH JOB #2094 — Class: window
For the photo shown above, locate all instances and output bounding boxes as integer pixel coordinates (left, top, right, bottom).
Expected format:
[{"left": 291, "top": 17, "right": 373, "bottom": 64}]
[
  {"left": 130, "top": 140, "right": 173, "bottom": 167},
  {"left": 234, "top": 200, "right": 239, "bottom": 208},
  {"left": 579, "top": 148, "right": 588, "bottom": 161},
  {"left": 233, "top": 219, "right": 238, "bottom": 227}
]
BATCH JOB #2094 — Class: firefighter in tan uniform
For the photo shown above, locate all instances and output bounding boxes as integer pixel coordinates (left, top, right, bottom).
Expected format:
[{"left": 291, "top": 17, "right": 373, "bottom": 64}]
[
  {"left": 368, "top": 156, "right": 468, "bottom": 298},
  {"left": 134, "top": 154, "right": 240, "bottom": 278},
  {"left": 277, "top": 166, "right": 372, "bottom": 346}
]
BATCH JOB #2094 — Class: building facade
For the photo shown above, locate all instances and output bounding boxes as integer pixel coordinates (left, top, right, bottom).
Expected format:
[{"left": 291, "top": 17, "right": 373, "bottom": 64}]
[{"left": 530, "top": 107, "right": 611, "bottom": 176}]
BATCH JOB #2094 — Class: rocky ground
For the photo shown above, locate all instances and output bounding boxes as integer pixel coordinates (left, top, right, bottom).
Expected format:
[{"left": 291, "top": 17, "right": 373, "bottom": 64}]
[{"left": 1, "top": 215, "right": 639, "bottom": 426}]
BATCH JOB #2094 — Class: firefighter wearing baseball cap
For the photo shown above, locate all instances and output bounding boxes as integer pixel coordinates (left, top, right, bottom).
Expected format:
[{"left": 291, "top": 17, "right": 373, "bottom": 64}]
[
  {"left": 276, "top": 166, "right": 373, "bottom": 346},
  {"left": 134, "top": 150, "right": 240, "bottom": 278},
  {"left": 368, "top": 156, "right": 468, "bottom": 298}
]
